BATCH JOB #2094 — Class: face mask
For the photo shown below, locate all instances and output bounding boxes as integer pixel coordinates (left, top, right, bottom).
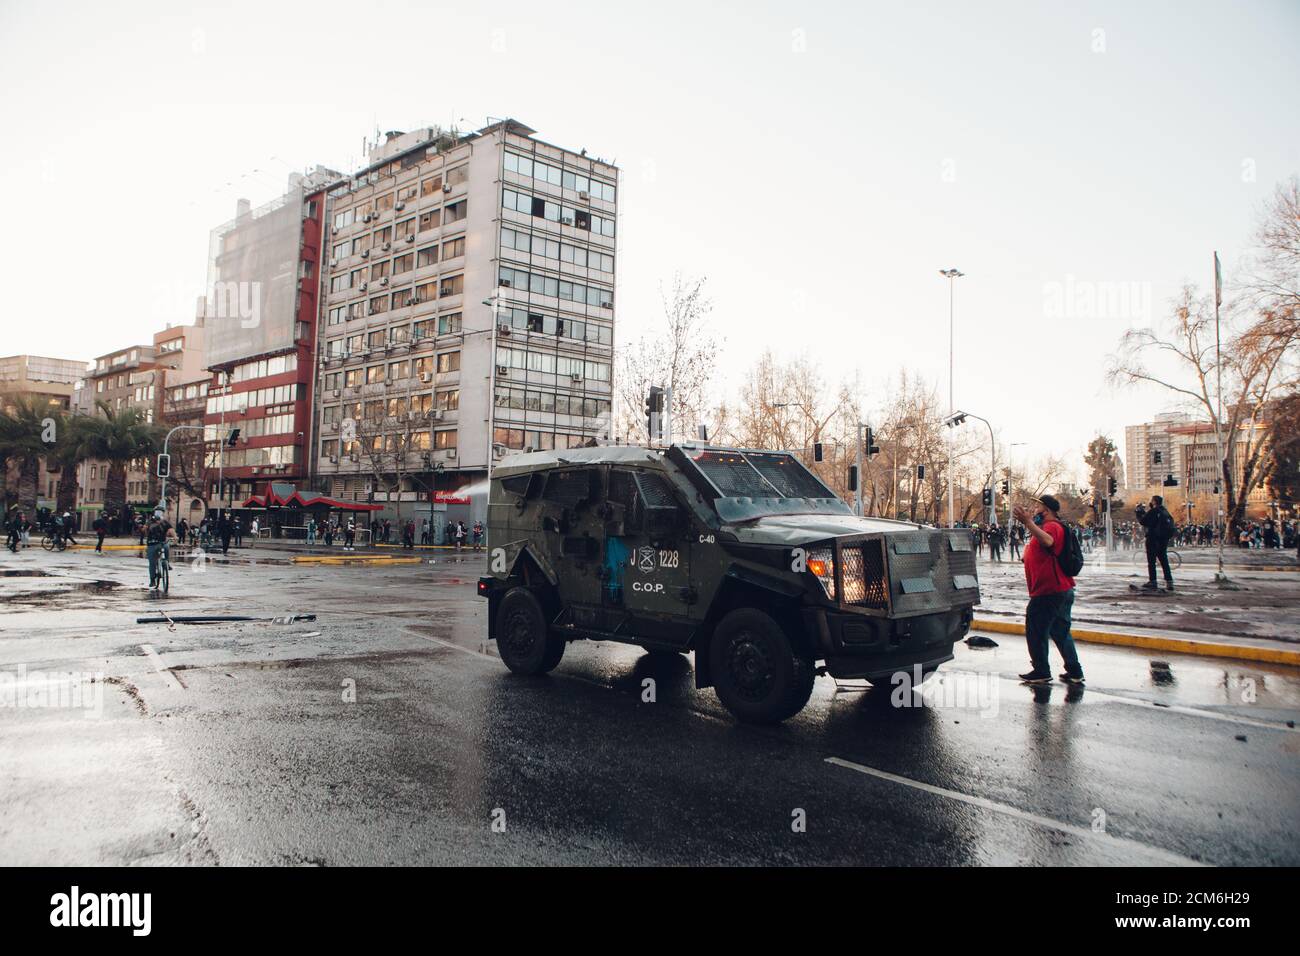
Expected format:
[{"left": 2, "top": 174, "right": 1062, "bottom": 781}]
[{"left": 1032, "top": 513, "right": 1045, "bottom": 526}]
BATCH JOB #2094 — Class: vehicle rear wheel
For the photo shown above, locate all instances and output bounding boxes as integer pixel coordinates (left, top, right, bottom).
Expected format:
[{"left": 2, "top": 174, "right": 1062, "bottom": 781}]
[
  {"left": 709, "top": 608, "right": 815, "bottom": 724},
  {"left": 496, "top": 586, "right": 564, "bottom": 675}
]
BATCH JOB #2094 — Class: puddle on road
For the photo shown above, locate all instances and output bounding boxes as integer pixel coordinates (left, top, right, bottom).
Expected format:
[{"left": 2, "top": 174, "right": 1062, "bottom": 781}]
[{"left": 0, "top": 569, "right": 52, "bottom": 578}]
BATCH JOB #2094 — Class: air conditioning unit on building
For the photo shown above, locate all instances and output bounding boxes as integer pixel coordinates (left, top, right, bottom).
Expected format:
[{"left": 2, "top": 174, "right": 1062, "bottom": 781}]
[
  {"left": 361, "top": 249, "right": 370, "bottom": 259},
  {"left": 497, "top": 323, "right": 511, "bottom": 335},
  {"left": 419, "top": 372, "right": 432, "bottom": 383},
  {"left": 395, "top": 202, "right": 405, "bottom": 211},
  {"left": 380, "top": 277, "right": 389, "bottom": 286},
  {"left": 578, "top": 190, "right": 590, "bottom": 201},
  {"left": 499, "top": 279, "right": 511, "bottom": 288},
  {"left": 445, "top": 448, "right": 457, "bottom": 459},
  {"left": 382, "top": 242, "right": 392, "bottom": 252},
  {"left": 496, "top": 365, "right": 509, "bottom": 377},
  {"left": 349, "top": 453, "right": 360, "bottom": 463},
  {"left": 359, "top": 283, "right": 368, "bottom": 292},
  {"left": 429, "top": 409, "right": 443, "bottom": 421},
  {"left": 329, "top": 455, "right": 338, "bottom": 463},
  {"left": 329, "top": 259, "right": 338, "bottom": 269},
  {"left": 328, "top": 421, "right": 339, "bottom": 432},
  {"left": 409, "top": 296, "right": 421, "bottom": 305},
  {"left": 570, "top": 372, "right": 582, "bottom": 382},
  {"left": 368, "top": 307, "right": 378, "bottom": 316},
  {"left": 405, "top": 234, "right": 415, "bottom": 243},
  {"left": 331, "top": 389, "right": 341, "bottom": 398},
  {"left": 442, "top": 183, "right": 452, "bottom": 193}
]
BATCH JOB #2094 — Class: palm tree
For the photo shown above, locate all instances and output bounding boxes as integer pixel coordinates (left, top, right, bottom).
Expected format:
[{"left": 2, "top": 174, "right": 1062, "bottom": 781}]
[
  {"left": 0, "top": 395, "right": 58, "bottom": 515},
  {"left": 50, "top": 411, "right": 98, "bottom": 515},
  {"left": 80, "top": 403, "right": 163, "bottom": 534}
]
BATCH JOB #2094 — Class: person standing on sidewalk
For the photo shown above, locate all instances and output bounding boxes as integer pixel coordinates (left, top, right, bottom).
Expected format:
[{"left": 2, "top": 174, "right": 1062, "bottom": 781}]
[
  {"left": 93, "top": 514, "right": 107, "bottom": 553},
  {"left": 1135, "top": 495, "right": 1176, "bottom": 592},
  {"left": 1013, "top": 494, "right": 1084, "bottom": 686}
]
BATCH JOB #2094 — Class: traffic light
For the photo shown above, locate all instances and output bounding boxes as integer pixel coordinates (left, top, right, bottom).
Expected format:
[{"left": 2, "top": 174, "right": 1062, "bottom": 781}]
[
  {"left": 1153, "top": 450, "right": 1163, "bottom": 465},
  {"left": 848, "top": 465, "right": 858, "bottom": 492},
  {"left": 982, "top": 488, "right": 992, "bottom": 507},
  {"left": 644, "top": 386, "right": 664, "bottom": 440},
  {"left": 1162, "top": 473, "right": 1179, "bottom": 487},
  {"left": 1108, "top": 477, "right": 1118, "bottom": 496},
  {"left": 1000, "top": 479, "right": 1010, "bottom": 496},
  {"left": 1213, "top": 480, "right": 1222, "bottom": 494},
  {"left": 916, "top": 464, "right": 925, "bottom": 481},
  {"left": 864, "top": 428, "right": 880, "bottom": 458},
  {"left": 156, "top": 453, "right": 171, "bottom": 479},
  {"left": 813, "top": 442, "right": 823, "bottom": 462}
]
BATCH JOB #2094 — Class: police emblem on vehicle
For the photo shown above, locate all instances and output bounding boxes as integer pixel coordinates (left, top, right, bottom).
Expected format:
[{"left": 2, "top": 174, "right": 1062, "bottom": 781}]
[{"left": 637, "top": 546, "right": 656, "bottom": 573}]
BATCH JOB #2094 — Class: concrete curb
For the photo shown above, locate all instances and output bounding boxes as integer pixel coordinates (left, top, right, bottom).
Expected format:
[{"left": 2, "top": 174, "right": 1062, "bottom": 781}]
[
  {"left": 972, "top": 617, "right": 1300, "bottom": 667},
  {"left": 292, "top": 555, "right": 422, "bottom": 566}
]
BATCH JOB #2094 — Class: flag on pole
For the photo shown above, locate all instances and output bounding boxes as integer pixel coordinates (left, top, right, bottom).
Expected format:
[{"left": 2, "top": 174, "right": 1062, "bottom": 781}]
[{"left": 1214, "top": 251, "right": 1222, "bottom": 307}]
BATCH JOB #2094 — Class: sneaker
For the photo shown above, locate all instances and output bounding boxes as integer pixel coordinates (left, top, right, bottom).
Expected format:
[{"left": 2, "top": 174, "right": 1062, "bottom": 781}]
[
  {"left": 1059, "top": 672, "right": 1085, "bottom": 684},
  {"left": 1019, "top": 671, "right": 1052, "bottom": 684},
  {"left": 1164, "top": 583, "right": 1175, "bottom": 592}
]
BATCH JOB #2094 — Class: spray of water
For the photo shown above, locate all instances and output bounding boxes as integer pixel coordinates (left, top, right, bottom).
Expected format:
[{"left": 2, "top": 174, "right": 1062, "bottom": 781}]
[{"left": 454, "top": 479, "right": 491, "bottom": 499}]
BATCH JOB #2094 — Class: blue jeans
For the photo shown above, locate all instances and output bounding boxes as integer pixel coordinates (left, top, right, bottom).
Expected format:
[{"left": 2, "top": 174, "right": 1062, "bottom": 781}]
[{"left": 1025, "top": 589, "right": 1082, "bottom": 678}]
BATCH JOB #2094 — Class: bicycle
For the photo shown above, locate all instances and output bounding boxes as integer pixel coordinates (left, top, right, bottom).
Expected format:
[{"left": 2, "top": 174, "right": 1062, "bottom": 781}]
[
  {"left": 150, "top": 544, "right": 171, "bottom": 594},
  {"left": 1129, "top": 547, "right": 1182, "bottom": 571},
  {"left": 41, "top": 533, "right": 67, "bottom": 552}
]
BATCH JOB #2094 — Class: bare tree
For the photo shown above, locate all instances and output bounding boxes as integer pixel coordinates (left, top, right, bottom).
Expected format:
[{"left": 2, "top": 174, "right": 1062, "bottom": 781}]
[
  {"left": 616, "top": 274, "right": 720, "bottom": 442},
  {"left": 1108, "top": 283, "right": 1297, "bottom": 532}
]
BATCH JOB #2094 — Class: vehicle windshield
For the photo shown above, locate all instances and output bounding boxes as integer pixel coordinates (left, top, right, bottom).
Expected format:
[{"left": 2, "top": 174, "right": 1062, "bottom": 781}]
[{"left": 680, "top": 449, "right": 852, "bottom": 522}]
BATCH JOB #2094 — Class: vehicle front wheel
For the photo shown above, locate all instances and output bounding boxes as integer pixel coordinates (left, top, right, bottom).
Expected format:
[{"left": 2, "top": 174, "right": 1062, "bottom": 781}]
[
  {"left": 495, "top": 586, "right": 564, "bottom": 675},
  {"left": 709, "top": 608, "right": 815, "bottom": 724}
]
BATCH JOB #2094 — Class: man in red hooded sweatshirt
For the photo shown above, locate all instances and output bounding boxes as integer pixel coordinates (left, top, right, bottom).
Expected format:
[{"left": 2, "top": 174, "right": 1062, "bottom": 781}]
[{"left": 1012, "top": 494, "right": 1084, "bottom": 685}]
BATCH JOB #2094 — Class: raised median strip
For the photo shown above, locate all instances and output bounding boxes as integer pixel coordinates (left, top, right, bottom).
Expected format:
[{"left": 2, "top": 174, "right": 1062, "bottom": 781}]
[{"left": 973, "top": 617, "right": 1300, "bottom": 667}]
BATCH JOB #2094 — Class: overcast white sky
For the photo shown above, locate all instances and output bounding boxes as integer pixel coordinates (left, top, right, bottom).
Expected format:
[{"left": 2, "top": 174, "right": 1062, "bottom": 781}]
[{"left": 1, "top": 0, "right": 1297, "bottom": 479}]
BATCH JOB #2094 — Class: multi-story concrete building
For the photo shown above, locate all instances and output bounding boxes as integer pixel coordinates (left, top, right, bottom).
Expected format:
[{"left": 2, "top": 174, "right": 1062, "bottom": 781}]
[
  {"left": 78, "top": 322, "right": 209, "bottom": 529},
  {"left": 1128, "top": 411, "right": 1273, "bottom": 512},
  {"left": 0, "top": 354, "right": 85, "bottom": 511},
  {"left": 200, "top": 169, "right": 337, "bottom": 514},
  {"left": 313, "top": 120, "right": 617, "bottom": 535},
  {"left": 1124, "top": 412, "right": 1191, "bottom": 490}
]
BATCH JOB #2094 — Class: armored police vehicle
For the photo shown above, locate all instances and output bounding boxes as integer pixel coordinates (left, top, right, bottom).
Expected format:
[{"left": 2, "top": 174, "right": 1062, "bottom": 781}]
[{"left": 478, "top": 444, "right": 980, "bottom": 723}]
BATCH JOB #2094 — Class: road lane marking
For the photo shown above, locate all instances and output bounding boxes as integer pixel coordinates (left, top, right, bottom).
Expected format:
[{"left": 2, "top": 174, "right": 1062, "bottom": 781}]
[
  {"left": 941, "top": 663, "right": 1298, "bottom": 733},
  {"left": 825, "top": 756, "right": 1207, "bottom": 867},
  {"left": 139, "top": 644, "right": 184, "bottom": 691}
]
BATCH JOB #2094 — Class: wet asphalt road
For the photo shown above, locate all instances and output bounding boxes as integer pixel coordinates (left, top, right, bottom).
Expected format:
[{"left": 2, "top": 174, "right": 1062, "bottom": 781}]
[{"left": 2, "top": 545, "right": 1298, "bottom": 866}]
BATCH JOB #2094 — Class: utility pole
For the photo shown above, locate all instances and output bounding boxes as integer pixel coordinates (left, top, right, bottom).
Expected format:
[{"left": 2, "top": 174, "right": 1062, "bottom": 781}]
[
  {"left": 855, "top": 422, "right": 864, "bottom": 517},
  {"left": 1213, "top": 251, "right": 1228, "bottom": 582},
  {"left": 939, "top": 268, "right": 964, "bottom": 527}
]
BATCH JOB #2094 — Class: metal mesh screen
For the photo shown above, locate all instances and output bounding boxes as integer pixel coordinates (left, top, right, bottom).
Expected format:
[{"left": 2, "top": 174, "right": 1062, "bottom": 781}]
[{"left": 843, "top": 541, "right": 888, "bottom": 609}]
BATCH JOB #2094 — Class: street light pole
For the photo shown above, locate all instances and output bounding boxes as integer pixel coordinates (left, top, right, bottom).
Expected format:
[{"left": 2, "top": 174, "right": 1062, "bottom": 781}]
[{"left": 939, "top": 268, "right": 964, "bottom": 527}]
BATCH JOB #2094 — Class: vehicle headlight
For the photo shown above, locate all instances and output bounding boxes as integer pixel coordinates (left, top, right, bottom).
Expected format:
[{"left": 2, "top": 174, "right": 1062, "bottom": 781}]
[
  {"left": 807, "top": 547, "right": 836, "bottom": 600},
  {"left": 840, "top": 547, "right": 868, "bottom": 604}
]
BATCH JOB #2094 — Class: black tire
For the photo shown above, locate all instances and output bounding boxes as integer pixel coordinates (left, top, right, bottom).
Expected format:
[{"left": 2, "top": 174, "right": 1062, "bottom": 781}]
[
  {"left": 159, "top": 559, "right": 169, "bottom": 595},
  {"left": 496, "top": 587, "right": 564, "bottom": 675},
  {"left": 709, "top": 608, "right": 815, "bottom": 724}
]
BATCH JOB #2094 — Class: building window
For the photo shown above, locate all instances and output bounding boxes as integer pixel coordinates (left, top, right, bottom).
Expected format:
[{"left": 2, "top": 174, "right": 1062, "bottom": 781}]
[{"left": 436, "top": 352, "right": 460, "bottom": 374}]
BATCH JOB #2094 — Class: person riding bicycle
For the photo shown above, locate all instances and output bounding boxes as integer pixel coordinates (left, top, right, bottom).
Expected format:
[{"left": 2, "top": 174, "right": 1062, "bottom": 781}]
[
  {"left": 145, "top": 511, "right": 174, "bottom": 590},
  {"left": 60, "top": 511, "right": 77, "bottom": 547}
]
